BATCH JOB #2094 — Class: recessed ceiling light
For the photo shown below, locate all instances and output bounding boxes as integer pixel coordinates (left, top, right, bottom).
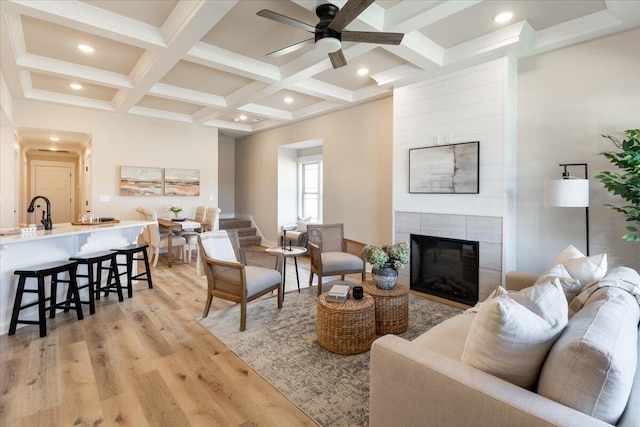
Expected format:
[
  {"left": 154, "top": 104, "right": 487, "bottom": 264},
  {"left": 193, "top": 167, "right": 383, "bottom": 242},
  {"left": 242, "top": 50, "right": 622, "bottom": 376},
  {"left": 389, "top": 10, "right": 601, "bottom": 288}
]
[
  {"left": 254, "top": 118, "right": 263, "bottom": 122},
  {"left": 234, "top": 118, "right": 240, "bottom": 122},
  {"left": 49, "top": 136, "right": 60, "bottom": 142},
  {"left": 70, "top": 83, "right": 83, "bottom": 90},
  {"left": 284, "top": 97, "right": 293, "bottom": 104},
  {"left": 494, "top": 11, "right": 513, "bottom": 23},
  {"left": 49, "top": 147, "right": 58, "bottom": 151},
  {"left": 77, "top": 44, "right": 94, "bottom": 53},
  {"left": 239, "top": 114, "right": 247, "bottom": 121},
  {"left": 357, "top": 68, "right": 369, "bottom": 76}
]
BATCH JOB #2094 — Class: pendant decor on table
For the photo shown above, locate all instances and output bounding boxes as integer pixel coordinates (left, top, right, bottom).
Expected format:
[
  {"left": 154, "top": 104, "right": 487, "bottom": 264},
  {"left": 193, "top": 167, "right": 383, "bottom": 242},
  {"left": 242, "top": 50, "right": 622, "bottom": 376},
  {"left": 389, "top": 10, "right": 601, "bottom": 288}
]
[
  {"left": 372, "top": 263, "right": 398, "bottom": 290},
  {"left": 363, "top": 241, "right": 410, "bottom": 290}
]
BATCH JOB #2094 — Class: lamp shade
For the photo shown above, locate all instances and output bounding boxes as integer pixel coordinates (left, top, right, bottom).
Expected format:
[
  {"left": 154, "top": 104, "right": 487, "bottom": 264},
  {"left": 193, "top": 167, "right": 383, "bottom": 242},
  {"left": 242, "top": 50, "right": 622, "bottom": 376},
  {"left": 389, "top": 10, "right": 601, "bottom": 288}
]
[{"left": 544, "top": 178, "right": 589, "bottom": 207}]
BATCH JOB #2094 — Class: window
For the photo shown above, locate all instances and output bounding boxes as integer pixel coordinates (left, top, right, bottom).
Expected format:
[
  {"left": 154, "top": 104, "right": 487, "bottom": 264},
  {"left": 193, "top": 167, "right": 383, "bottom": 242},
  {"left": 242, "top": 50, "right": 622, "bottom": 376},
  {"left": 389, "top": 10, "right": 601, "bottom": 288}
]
[{"left": 299, "top": 156, "right": 322, "bottom": 223}]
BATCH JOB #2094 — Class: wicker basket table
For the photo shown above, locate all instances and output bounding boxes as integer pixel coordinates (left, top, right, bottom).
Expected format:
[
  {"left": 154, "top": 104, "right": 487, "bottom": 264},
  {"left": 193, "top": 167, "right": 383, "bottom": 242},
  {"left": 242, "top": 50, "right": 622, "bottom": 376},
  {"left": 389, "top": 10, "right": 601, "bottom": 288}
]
[
  {"left": 362, "top": 280, "right": 409, "bottom": 334},
  {"left": 317, "top": 293, "right": 375, "bottom": 355}
]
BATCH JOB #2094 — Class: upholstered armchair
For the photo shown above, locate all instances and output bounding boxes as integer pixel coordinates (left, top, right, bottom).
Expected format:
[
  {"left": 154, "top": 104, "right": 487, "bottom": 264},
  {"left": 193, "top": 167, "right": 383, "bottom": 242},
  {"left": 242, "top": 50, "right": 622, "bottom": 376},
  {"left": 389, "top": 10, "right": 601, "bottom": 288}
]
[
  {"left": 199, "top": 230, "right": 283, "bottom": 331},
  {"left": 307, "top": 223, "right": 366, "bottom": 295}
]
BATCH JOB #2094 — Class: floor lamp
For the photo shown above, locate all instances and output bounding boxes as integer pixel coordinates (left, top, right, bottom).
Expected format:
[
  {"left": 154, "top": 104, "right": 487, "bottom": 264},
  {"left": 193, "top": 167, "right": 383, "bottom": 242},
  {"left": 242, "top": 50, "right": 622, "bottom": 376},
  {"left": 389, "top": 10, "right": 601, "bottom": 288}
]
[{"left": 544, "top": 163, "right": 590, "bottom": 255}]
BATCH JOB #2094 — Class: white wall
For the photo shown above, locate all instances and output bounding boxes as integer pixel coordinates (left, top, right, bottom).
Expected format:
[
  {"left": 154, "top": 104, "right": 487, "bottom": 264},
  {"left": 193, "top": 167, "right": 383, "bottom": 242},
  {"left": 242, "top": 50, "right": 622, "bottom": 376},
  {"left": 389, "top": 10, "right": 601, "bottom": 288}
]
[
  {"left": 516, "top": 28, "right": 640, "bottom": 272},
  {"left": 218, "top": 134, "right": 235, "bottom": 215},
  {"left": 235, "top": 97, "right": 393, "bottom": 245},
  {"left": 277, "top": 147, "right": 298, "bottom": 231},
  {"left": 9, "top": 100, "right": 219, "bottom": 221}
]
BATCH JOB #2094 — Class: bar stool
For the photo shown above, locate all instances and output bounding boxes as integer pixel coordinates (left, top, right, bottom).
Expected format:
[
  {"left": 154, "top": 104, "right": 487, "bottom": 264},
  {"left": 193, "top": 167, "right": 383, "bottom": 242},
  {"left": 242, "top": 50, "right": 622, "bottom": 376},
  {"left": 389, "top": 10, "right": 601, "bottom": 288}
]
[
  {"left": 9, "top": 260, "right": 84, "bottom": 337},
  {"left": 69, "top": 250, "right": 124, "bottom": 315},
  {"left": 109, "top": 244, "right": 153, "bottom": 298}
]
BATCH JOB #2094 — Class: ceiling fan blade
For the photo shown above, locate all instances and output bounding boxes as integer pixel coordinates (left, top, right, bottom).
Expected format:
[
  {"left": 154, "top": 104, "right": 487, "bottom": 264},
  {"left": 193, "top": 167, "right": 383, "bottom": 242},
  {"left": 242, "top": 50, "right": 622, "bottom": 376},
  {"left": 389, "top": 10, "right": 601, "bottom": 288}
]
[
  {"left": 266, "top": 38, "right": 315, "bottom": 57},
  {"left": 328, "top": 49, "right": 347, "bottom": 69},
  {"left": 341, "top": 31, "right": 404, "bottom": 45},
  {"left": 257, "top": 9, "right": 316, "bottom": 33},
  {"left": 328, "top": 0, "right": 375, "bottom": 32}
]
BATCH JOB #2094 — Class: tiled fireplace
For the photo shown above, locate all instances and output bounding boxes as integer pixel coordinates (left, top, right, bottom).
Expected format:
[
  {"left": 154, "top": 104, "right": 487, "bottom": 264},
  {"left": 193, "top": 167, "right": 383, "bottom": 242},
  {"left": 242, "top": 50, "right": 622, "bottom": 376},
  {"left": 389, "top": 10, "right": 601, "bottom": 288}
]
[{"left": 395, "top": 211, "right": 502, "bottom": 303}]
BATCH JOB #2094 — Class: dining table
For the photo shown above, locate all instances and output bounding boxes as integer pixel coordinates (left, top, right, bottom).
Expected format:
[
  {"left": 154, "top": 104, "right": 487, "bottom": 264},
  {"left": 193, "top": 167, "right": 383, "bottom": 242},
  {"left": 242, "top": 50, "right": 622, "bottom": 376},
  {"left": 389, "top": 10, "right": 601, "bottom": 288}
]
[{"left": 157, "top": 218, "right": 204, "bottom": 268}]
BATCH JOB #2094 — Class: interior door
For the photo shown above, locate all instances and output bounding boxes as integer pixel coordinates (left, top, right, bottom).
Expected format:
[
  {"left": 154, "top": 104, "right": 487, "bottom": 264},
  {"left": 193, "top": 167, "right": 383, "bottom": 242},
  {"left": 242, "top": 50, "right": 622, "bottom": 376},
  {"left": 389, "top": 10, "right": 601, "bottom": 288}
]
[{"left": 32, "top": 163, "right": 74, "bottom": 224}]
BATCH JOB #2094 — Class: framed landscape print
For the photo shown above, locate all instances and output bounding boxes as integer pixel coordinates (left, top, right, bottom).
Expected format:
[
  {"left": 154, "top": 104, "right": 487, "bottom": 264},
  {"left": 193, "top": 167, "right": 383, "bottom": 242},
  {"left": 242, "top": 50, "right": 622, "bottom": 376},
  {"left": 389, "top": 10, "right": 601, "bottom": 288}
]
[
  {"left": 409, "top": 141, "right": 480, "bottom": 194},
  {"left": 119, "top": 166, "right": 162, "bottom": 196},
  {"left": 164, "top": 168, "right": 200, "bottom": 196}
]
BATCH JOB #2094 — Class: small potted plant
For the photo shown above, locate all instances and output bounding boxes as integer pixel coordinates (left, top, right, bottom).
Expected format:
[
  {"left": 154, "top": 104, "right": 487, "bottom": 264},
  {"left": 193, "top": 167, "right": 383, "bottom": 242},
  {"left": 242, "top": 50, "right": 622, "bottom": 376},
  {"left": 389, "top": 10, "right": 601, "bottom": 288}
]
[
  {"left": 363, "top": 242, "right": 410, "bottom": 289},
  {"left": 169, "top": 205, "right": 183, "bottom": 219}
]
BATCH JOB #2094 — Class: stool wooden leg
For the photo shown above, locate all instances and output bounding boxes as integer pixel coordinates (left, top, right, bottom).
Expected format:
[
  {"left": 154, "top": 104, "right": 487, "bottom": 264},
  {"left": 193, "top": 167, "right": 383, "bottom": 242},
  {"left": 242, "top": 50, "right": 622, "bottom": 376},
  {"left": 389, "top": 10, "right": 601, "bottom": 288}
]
[
  {"left": 125, "top": 253, "right": 134, "bottom": 298},
  {"left": 69, "top": 268, "right": 84, "bottom": 321},
  {"left": 50, "top": 273, "right": 58, "bottom": 319},
  {"left": 37, "top": 275, "right": 47, "bottom": 337},
  {"left": 8, "top": 276, "right": 27, "bottom": 335},
  {"left": 142, "top": 249, "right": 153, "bottom": 289}
]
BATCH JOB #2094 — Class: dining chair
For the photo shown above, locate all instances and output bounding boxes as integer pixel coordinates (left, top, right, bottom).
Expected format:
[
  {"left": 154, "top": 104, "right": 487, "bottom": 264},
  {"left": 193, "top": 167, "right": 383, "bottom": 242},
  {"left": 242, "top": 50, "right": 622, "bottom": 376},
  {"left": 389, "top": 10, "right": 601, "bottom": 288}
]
[
  {"left": 307, "top": 223, "right": 366, "bottom": 295},
  {"left": 203, "top": 207, "right": 221, "bottom": 232},
  {"left": 141, "top": 208, "right": 187, "bottom": 267},
  {"left": 198, "top": 230, "right": 282, "bottom": 331}
]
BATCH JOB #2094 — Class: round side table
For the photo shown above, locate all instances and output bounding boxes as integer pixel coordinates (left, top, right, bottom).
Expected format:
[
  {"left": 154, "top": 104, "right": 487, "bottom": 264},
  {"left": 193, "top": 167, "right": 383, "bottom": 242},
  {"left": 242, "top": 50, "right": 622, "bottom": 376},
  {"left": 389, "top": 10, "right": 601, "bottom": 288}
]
[
  {"left": 317, "top": 293, "right": 375, "bottom": 355},
  {"left": 362, "top": 280, "right": 409, "bottom": 334}
]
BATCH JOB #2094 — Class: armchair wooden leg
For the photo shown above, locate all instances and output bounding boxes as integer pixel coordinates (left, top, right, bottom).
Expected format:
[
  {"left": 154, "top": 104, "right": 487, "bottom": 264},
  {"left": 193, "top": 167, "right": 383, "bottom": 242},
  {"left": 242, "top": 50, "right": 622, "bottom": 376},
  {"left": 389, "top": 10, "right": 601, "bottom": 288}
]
[
  {"left": 277, "top": 286, "right": 282, "bottom": 309},
  {"left": 309, "top": 271, "right": 314, "bottom": 287},
  {"left": 240, "top": 301, "right": 247, "bottom": 331},
  {"left": 203, "top": 292, "right": 212, "bottom": 318}
]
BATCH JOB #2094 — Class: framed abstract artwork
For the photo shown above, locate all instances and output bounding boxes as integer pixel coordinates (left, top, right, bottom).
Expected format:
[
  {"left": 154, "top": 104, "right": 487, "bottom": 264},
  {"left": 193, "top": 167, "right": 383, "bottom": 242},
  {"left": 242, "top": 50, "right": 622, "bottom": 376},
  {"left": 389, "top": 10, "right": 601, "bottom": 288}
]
[
  {"left": 119, "top": 166, "right": 163, "bottom": 196},
  {"left": 164, "top": 168, "right": 200, "bottom": 196},
  {"left": 409, "top": 141, "right": 480, "bottom": 194}
]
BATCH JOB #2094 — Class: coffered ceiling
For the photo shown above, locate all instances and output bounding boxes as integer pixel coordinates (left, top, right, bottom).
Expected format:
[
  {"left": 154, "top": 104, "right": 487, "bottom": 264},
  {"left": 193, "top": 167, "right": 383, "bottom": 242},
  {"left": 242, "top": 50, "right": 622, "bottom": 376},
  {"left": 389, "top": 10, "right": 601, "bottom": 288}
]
[{"left": 1, "top": 0, "right": 639, "bottom": 153}]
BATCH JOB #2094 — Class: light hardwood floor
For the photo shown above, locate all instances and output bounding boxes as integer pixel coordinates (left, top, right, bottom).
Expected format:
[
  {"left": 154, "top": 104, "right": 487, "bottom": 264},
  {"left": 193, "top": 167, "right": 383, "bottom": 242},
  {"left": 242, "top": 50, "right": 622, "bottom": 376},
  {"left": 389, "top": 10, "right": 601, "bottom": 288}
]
[{"left": 0, "top": 253, "right": 321, "bottom": 426}]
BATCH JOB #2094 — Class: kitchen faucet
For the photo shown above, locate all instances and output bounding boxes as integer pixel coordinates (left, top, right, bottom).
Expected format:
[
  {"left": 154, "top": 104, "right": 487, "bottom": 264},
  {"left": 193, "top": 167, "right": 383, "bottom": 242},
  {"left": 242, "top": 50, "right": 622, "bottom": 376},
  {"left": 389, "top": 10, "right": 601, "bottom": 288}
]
[{"left": 27, "top": 195, "right": 53, "bottom": 230}]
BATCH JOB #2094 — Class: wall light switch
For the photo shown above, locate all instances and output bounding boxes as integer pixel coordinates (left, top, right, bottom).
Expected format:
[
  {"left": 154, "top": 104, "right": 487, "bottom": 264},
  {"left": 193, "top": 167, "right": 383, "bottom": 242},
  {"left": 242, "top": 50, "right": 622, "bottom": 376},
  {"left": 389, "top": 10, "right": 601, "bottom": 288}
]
[
  {"left": 99, "top": 195, "right": 110, "bottom": 202},
  {"left": 209, "top": 195, "right": 214, "bottom": 201}
]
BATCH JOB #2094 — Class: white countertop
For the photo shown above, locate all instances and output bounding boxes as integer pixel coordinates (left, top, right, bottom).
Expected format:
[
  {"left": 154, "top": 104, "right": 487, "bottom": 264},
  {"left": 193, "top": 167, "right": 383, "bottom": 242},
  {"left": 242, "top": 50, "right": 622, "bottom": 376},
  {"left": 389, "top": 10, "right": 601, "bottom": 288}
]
[{"left": 0, "top": 220, "right": 152, "bottom": 246}]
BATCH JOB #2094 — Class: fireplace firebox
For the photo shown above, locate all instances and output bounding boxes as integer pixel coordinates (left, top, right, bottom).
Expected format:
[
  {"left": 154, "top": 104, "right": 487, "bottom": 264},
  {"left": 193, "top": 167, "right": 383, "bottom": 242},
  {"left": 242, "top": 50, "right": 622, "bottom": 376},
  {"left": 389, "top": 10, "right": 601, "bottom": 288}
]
[{"left": 410, "top": 234, "right": 479, "bottom": 306}]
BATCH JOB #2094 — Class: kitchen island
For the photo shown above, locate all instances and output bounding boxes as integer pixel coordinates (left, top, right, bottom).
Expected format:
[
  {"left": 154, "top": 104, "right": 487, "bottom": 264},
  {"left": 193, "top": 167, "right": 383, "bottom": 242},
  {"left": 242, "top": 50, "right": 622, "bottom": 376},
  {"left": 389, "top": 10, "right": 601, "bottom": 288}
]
[{"left": 0, "top": 220, "right": 150, "bottom": 335}]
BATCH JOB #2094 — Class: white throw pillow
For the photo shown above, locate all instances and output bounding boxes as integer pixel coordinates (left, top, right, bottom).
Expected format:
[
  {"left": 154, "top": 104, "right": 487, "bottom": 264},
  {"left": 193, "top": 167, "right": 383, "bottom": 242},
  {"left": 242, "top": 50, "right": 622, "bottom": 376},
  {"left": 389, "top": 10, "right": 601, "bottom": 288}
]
[
  {"left": 462, "top": 279, "right": 568, "bottom": 389},
  {"left": 535, "top": 264, "right": 582, "bottom": 303},
  {"left": 551, "top": 245, "right": 607, "bottom": 284},
  {"left": 538, "top": 287, "right": 639, "bottom": 424},
  {"left": 295, "top": 215, "right": 312, "bottom": 232}
]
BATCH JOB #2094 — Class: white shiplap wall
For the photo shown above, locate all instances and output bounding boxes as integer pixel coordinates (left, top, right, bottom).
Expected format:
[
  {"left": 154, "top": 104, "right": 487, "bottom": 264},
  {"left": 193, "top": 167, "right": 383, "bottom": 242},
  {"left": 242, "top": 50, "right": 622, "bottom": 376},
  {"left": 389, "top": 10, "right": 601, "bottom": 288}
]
[{"left": 393, "top": 56, "right": 517, "bottom": 285}]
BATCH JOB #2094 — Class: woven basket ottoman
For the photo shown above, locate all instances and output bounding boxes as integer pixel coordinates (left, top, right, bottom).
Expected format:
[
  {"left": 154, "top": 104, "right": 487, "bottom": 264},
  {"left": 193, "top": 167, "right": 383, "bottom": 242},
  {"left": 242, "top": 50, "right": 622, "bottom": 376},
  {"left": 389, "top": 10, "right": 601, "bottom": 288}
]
[
  {"left": 362, "top": 280, "right": 409, "bottom": 334},
  {"left": 317, "top": 293, "right": 375, "bottom": 355}
]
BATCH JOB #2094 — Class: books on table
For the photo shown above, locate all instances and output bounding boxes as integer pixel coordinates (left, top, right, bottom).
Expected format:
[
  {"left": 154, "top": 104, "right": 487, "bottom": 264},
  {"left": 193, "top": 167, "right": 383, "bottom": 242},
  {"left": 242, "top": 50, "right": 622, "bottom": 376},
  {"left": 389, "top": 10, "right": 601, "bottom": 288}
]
[{"left": 326, "top": 284, "right": 350, "bottom": 303}]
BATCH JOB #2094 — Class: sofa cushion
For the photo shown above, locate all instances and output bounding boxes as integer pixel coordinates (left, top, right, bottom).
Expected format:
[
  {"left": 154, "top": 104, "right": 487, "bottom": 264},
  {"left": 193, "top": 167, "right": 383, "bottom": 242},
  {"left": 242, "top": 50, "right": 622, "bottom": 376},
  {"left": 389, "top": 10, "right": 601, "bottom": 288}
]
[
  {"left": 535, "top": 264, "right": 582, "bottom": 303},
  {"left": 538, "top": 287, "right": 639, "bottom": 425},
  {"left": 551, "top": 245, "right": 607, "bottom": 284},
  {"left": 412, "top": 313, "right": 475, "bottom": 360},
  {"left": 321, "top": 252, "right": 364, "bottom": 274},
  {"left": 461, "top": 279, "right": 568, "bottom": 389}
]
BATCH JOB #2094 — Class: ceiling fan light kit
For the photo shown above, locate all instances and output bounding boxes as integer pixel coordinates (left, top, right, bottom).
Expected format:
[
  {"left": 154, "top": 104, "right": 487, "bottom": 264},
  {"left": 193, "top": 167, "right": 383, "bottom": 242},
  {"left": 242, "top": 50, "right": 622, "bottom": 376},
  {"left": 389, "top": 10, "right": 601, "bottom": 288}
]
[
  {"left": 257, "top": 0, "right": 404, "bottom": 69},
  {"left": 316, "top": 37, "right": 341, "bottom": 53}
]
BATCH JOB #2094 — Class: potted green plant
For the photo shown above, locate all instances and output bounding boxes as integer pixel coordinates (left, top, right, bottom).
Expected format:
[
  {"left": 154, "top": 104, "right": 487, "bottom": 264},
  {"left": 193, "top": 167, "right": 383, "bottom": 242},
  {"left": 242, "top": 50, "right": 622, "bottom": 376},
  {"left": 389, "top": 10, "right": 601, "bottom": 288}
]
[
  {"left": 595, "top": 129, "right": 640, "bottom": 241},
  {"left": 169, "top": 205, "right": 183, "bottom": 218},
  {"left": 363, "top": 242, "right": 410, "bottom": 289}
]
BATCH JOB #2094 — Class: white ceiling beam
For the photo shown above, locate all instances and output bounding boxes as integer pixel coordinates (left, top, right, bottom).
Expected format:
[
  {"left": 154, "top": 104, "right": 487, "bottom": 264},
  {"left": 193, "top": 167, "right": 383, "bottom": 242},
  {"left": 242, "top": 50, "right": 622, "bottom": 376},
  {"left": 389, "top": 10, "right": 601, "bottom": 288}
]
[
  {"left": 25, "top": 87, "right": 115, "bottom": 111},
  {"left": 114, "top": 0, "right": 233, "bottom": 113},
  {"left": 128, "top": 106, "right": 194, "bottom": 123},
  {"left": 187, "top": 43, "right": 281, "bottom": 83},
  {"left": 4, "top": 0, "right": 166, "bottom": 50},
  {"left": 149, "top": 82, "right": 226, "bottom": 108},
  {"left": 18, "top": 53, "right": 133, "bottom": 89},
  {"left": 292, "top": 79, "right": 353, "bottom": 103},
  {"left": 240, "top": 103, "right": 292, "bottom": 121}
]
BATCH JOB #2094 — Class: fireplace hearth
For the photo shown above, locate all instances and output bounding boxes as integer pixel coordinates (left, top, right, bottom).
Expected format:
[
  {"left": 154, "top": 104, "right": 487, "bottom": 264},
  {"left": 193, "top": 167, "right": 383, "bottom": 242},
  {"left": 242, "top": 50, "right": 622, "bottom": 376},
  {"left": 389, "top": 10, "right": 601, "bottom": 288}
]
[{"left": 410, "top": 234, "right": 479, "bottom": 306}]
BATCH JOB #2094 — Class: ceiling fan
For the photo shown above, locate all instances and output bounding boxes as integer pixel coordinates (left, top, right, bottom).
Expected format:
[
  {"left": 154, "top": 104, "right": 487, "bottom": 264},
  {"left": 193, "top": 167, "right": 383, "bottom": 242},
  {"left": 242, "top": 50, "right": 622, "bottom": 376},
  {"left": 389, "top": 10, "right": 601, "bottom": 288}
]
[{"left": 257, "top": 0, "right": 404, "bottom": 69}]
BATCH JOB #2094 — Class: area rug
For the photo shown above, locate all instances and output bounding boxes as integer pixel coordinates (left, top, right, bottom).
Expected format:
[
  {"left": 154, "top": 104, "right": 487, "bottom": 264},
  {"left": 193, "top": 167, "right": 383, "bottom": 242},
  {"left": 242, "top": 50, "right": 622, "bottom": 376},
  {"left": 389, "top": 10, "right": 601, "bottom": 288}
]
[{"left": 199, "top": 286, "right": 462, "bottom": 426}]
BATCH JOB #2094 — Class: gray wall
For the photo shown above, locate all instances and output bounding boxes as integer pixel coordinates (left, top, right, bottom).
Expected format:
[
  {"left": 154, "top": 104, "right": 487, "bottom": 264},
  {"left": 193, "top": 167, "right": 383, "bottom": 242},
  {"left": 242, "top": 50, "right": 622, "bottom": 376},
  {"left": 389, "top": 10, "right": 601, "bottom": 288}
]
[
  {"left": 218, "top": 134, "right": 235, "bottom": 215},
  {"left": 516, "top": 28, "right": 640, "bottom": 272},
  {"left": 234, "top": 97, "right": 393, "bottom": 245}
]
